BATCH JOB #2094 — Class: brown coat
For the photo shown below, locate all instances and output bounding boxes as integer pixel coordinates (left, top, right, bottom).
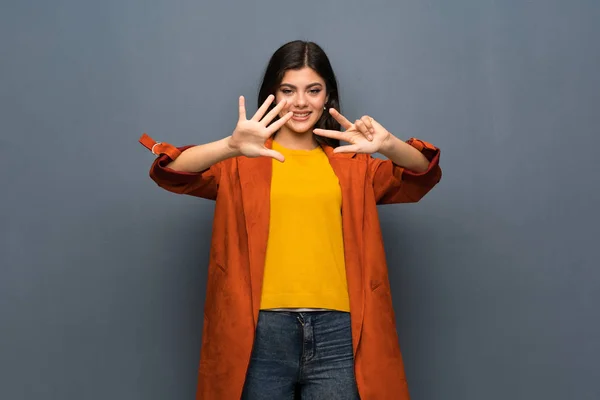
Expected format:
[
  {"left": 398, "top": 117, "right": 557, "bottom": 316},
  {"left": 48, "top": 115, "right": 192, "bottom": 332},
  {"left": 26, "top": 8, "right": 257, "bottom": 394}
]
[{"left": 145, "top": 136, "right": 442, "bottom": 399}]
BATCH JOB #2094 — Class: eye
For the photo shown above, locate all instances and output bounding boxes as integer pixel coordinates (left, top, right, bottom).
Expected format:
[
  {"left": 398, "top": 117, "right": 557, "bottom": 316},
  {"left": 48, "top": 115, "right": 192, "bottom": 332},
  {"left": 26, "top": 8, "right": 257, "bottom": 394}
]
[
  {"left": 309, "top": 89, "right": 322, "bottom": 95},
  {"left": 281, "top": 89, "right": 293, "bottom": 95}
]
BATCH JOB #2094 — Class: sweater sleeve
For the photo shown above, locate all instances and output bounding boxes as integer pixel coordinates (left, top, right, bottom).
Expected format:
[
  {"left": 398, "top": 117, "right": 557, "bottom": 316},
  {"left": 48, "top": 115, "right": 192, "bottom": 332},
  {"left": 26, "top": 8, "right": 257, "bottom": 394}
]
[
  {"left": 368, "top": 138, "right": 442, "bottom": 204},
  {"left": 140, "top": 134, "right": 221, "bottom": 200}
]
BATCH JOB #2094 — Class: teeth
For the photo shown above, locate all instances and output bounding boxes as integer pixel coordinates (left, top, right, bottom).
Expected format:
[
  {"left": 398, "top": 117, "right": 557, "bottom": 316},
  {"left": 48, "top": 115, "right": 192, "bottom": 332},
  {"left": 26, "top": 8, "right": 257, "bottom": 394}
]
[{"left": 294, "top": 113, "right": 310, "bottom": 117}]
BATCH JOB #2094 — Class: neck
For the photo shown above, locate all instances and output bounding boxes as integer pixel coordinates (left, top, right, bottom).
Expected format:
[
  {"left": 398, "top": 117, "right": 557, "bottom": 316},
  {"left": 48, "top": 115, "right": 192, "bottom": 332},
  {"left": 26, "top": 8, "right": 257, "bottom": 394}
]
[{"left": 273, "top": 127, "right": 318, "bottom": 150}]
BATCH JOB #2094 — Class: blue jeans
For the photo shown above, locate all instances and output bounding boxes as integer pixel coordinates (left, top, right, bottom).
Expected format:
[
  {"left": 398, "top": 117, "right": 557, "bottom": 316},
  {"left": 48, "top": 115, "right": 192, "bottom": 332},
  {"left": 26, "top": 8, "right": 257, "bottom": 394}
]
[{"left": 241, "top": 310, "right": 360, "bottom": 400}]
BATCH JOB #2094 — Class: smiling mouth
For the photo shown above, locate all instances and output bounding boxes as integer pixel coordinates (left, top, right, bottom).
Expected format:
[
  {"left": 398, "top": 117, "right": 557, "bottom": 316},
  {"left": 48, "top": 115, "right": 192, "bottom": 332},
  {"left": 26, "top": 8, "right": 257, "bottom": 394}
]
[{"left": 291, "top": 112, "right": 311, "bottom": 120}]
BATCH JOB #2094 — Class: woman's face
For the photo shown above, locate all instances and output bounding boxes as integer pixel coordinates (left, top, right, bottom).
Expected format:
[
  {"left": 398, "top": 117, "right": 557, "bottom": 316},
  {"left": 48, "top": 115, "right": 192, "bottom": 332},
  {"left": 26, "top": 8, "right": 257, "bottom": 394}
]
[{"left": 275, "top": 67, "right": 328, "bottom": 135}]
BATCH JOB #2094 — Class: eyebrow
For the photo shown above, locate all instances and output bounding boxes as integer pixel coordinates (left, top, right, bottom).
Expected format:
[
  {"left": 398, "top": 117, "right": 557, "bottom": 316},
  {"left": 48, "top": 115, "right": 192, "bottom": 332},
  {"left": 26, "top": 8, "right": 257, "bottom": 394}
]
[{"left": 279, "top": 82, "right": 323, "bottom": 89}]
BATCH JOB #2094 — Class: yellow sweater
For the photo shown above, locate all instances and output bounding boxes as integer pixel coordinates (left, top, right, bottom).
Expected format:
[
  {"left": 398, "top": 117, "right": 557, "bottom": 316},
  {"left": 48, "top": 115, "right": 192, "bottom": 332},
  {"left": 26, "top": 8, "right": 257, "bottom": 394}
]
[{"left": 259, "top": 141, "right": 350, "bottom": 312}]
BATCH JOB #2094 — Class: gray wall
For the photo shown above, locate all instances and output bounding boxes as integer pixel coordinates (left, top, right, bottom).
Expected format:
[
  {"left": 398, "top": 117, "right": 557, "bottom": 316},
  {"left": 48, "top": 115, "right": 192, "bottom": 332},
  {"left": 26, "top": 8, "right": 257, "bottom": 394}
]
[{"left": 2, "top": 0, "right": 598, "bottom": 399}]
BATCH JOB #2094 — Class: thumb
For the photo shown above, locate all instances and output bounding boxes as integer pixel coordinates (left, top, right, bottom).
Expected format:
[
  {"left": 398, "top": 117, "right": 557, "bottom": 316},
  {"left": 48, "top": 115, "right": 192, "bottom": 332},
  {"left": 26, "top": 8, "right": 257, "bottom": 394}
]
[
  {"left": 333, "top": 144, "right": 361, "bottom": 154},
  {"left": 259, "top": 148, "right": 285, "bottom": 163}
]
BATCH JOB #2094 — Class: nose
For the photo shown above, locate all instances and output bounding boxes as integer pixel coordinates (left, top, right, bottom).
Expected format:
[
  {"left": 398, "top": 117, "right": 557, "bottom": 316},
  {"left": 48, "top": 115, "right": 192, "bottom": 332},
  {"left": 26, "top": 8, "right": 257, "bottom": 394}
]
[{"left": 294, "top": 92, "right": 308, "bottom": 108}]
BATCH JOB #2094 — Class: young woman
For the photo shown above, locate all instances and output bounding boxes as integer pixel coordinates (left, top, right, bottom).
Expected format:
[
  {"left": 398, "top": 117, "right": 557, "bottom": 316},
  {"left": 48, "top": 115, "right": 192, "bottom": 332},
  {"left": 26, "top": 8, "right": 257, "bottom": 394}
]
[{"left": 141, "top": 40, "right": 441, "bottom": 400}]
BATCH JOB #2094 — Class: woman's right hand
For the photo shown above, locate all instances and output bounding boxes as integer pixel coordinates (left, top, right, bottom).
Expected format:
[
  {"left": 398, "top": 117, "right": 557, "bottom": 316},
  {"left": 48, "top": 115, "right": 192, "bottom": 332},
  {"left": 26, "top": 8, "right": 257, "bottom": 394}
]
[{"left": 227, "top": 95, "right": 292, "bottom": 162}]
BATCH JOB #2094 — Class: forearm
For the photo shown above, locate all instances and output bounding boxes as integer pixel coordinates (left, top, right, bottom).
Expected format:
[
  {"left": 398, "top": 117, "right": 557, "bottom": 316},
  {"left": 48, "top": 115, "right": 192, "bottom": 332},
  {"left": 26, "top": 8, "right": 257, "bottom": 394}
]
[
  {"left": 166, "top": 136, "right": 241, "bottom": 172},
  {"left": 379, "top": 134, "right": 430, "bottom": 173}
]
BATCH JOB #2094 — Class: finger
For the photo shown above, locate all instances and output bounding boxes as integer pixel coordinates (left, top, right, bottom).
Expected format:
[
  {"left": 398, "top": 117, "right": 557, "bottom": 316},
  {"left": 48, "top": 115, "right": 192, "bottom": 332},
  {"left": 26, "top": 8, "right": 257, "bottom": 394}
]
[
  {"left": 333, "top": 144, "right": 361, "bottom": 154},
  {"left": 266, "top": 111, "right": 293, "bottom": 135},
  {"left": 355, "top": 119, "right": 372, "bottom": 141},
  {"left": 261, "top": 99, "right": 287, "bottom": 126},
  {"left": 361, "top": 116, "right": 375, "bottom": 140},
  {"left": 259, "top": 148, "right": 285, "bottom": 163},
  {"left": 238, "top": 96, "right": 247, "bottom": 121},
  {"left": 313, "top": 128, "right": 346, "bottom": 141},
  {"left": 329, "top": 109, "right": 353, "bottom": 130},
  {"left": 251, "top": 95, "right": 275, "bottom": 122}
]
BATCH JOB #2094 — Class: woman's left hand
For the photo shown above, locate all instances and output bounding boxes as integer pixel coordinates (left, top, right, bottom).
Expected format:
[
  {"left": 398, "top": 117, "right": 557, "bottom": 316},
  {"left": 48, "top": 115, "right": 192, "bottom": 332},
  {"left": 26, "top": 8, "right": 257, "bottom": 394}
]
[{"left": 314, "top": 109, "right": 392, "bottom": 154}]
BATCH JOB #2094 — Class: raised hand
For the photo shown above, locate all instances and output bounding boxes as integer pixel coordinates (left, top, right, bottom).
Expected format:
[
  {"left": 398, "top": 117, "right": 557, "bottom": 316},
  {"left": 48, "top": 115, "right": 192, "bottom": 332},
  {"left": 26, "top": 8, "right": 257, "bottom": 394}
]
[
  {"left": 228, "top": 95, "right": 293, "bottom": 162},
  {"left": 313, "top": 109, "right": 392, "bottom": 154}
]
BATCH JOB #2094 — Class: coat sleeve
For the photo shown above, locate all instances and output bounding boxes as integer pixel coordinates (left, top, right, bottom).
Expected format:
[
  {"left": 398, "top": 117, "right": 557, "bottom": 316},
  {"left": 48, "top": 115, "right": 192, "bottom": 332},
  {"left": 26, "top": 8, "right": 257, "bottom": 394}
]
[
  {"left": 148, "top": 144, "right": 222, "bottom": 201},
  {"left": 368, "top": 138, "right": 442, "bottom": 205}
]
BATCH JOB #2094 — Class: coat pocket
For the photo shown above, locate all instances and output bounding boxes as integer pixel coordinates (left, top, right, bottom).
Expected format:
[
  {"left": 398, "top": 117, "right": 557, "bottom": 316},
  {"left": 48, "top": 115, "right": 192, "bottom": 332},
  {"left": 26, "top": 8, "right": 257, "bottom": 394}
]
[
  {"left": 203, "top": 260, "right": 228, "bottom": 321},
  {"left": 370, "top": 279, "right": 396, "bottom": 326}
]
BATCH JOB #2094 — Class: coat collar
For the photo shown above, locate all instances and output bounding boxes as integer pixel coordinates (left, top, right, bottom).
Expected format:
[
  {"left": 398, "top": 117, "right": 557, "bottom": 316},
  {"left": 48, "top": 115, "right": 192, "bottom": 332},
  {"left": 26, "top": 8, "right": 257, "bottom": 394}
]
[{"left": 237, "top": 136, "right": 365, "bottom": 355}]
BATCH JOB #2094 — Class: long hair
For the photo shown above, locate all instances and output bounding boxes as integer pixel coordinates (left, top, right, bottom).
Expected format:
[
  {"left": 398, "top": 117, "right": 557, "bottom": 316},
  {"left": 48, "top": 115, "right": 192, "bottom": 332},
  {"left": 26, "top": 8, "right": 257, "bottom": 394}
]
[{"left": 258, "top": 40, "right": 341, "bottom": 148}]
